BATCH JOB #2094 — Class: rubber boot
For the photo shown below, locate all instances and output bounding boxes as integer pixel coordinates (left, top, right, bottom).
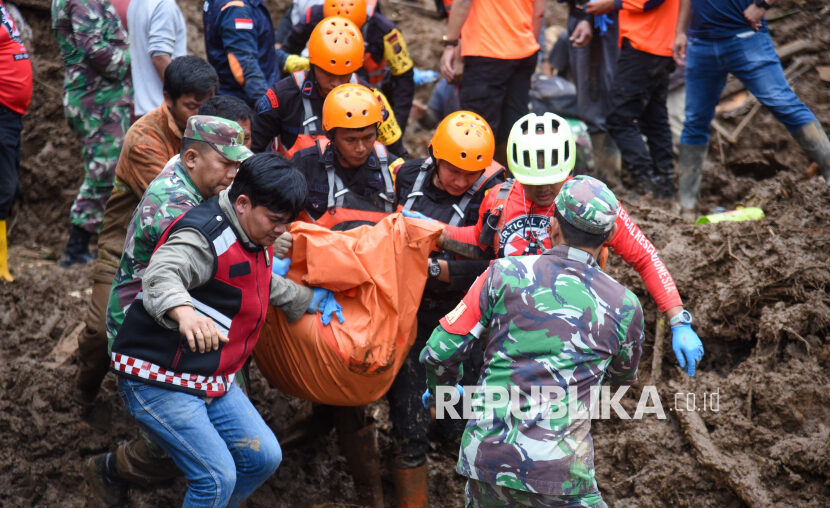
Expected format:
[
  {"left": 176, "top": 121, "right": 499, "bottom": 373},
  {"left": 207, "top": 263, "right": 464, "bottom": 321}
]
[
  {"left": 338, "top": 424, "right": 384, "bottom": 508},
  {"left": 791, "top": 120, "right": 830, "bottom": 183},
  {"left": 84, "top": 452, "right": 127, "bottom": 507},
  {"left": 60, "top": 225, "right": 94, "bottom": 267},
  {"left": 590, "top": 132, "right": 622, "bottom": 189},
  {"left": 676, "top": 144, "right": 708, "bottom": 212},
  {"left": 0, "top": 220, "right": 12, "bottom": 282},
  {"left": 392, "top": 465, "right": 428, "bottom": 508}
]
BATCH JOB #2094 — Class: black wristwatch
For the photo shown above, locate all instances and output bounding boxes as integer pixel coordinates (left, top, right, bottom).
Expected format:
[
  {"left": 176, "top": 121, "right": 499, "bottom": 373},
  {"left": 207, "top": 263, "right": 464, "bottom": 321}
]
[
  {"left": 754, "top": 0, "right": 772, "bottom": 9},
  {"left": 669, "top": 309, "right": 693, "bottom": 327},
  {"left": 428, "top": 259, "right": 442, "bottom": 278},
  {"left": 442, "top": 35, "right": 460, "bottom": 47}
]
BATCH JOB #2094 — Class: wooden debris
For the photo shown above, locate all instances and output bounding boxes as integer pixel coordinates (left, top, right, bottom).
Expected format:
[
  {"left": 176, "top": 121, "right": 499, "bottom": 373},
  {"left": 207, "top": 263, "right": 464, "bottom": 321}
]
[
  {"left": 38, "top": 310, "right": 61, "bottom": 339},
  {"left": 677, "top": 401, "right": 774, "bottom": 507},
  {"left": 651, "top": 315, "right": 665, "bottom": 383},
  {"left": 805, "top": 162, "right": 818, "bottom": 179},
  {"left": 817, "top": 66, "right": 830, "bottom": 83},
  {"left": 45, "top": 322, "right": 83, "bottom": 369}
]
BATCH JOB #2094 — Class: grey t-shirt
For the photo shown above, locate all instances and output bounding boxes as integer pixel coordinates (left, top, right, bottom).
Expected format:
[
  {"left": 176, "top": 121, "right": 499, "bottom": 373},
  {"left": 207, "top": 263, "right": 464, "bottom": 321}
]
[{"left": 128, "top": 0, "right": 187, "bottom": 116}]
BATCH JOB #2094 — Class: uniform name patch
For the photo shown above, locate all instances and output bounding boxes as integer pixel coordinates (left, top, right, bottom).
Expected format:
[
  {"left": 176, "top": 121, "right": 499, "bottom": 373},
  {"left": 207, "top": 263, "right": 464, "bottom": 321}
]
[
  {"left": 234, "top": 18, "right": 253, "bottom": 30},
  {"left": 444, "top": 301, "right": 467, "bottom": 325}
]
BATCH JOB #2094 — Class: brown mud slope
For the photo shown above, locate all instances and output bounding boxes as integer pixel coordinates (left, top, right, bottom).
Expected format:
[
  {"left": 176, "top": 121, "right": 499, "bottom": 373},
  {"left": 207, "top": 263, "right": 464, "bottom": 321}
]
[{"left": 2, "top": 1, "right": 829, "bottom": 507}]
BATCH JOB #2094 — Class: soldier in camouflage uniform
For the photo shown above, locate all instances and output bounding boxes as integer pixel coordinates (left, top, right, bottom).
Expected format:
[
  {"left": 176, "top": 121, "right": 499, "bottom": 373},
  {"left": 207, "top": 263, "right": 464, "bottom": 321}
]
[
  {"left": 83, "top": 116, "right": 252, "bottom": 506},
  {"left": 421, "top": 175, "right": 644, "bottom": 507},
  {"left": 52, "top": 0, "right": 131, "bottom": 266}
]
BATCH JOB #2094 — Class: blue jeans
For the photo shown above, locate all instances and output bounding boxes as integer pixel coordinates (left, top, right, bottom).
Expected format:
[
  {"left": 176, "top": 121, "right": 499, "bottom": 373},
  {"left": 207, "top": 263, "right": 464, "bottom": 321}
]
[
  {"left": 118, "top": 378, "right": 281, "bottom": 507},
  {"left": 681, "top": 31, "right": 816, "bottom": 145}
]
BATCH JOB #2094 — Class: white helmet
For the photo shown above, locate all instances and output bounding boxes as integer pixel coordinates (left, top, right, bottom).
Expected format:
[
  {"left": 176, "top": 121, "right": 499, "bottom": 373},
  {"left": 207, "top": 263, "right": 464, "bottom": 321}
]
[{"left": 507, "top": 112, "right": 576, "bottom": 185}]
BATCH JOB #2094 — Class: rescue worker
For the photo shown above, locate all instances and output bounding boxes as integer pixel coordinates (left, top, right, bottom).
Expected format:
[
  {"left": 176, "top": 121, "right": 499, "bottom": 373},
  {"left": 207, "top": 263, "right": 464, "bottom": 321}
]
[
  {"left": 83, "top": 116, "right": 248, "bottom": 505},
  {"left": 282, "top": 83, "right": 402, "bottom": 507},
  {"left": 0, "top": 0, "right": 32, "bottom": 283},
  {"left": 77, "top": 56, "right": 219, "bottom": 414},
  {"left": 438, "top": 112, "right": 704, "bottom": 377},
  {"left": 280, "top": 0, "right": 415, "bottom": 136},
  {"left": 111, "top": 153, "right": 320, "bottom": 507},
  {"left": 52, "top": 0, "right": 132, "bottom": 267},
  {"left": 252, "top": 16, "right": 404, "bottom": 157},
  {"left": 203, "top": 0, "right": 278, "bottom": 106},
  {"left": 389, "top": 111, "right": 505, "bottom": 506},
  {"left": 421, "top": 175, "right": 644, "bottom": 507}
]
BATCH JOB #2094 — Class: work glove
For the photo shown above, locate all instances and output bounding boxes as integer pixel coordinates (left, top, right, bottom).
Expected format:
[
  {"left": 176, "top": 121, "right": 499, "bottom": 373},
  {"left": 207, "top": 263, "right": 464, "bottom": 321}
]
[
  {"left": 307, "top": 287, "right": 345, "bottom": 326},
  {"left": 402, "top": 209, "right": 434, "bottom": 222},
  {"left": 671, "top": 324, "right": 704, "bottom": 377},
  {"left": 593, "top": 14, "right": 614, "bottom": 36},
  {"left": 283, "top": 54, "right": 310, "bottom": 73},
  {"left": 272, "top": 257, "right": 291, "bottom": 277},
  {"left": 421, "top": 385, "right": 464, "bottom": 408}
]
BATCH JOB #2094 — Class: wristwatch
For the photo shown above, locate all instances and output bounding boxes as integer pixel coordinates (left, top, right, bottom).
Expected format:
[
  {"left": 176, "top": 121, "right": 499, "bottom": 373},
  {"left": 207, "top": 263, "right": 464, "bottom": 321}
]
[
  {"left": 428, "top": 259, "right": 442, "bottom": 278},
  {"left": 669, "top": 309, "right": 693, "bottom": 327},
  {"left": 754, "top": 0, "right": 772, "bottom": 9},
  {"left": 442, "top": 35, "right": 460, "bottom": 47}
]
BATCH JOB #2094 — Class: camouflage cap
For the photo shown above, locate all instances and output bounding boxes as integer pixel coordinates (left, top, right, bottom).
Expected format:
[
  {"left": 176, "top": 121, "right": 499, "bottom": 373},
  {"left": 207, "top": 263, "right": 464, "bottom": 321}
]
[
  {"left": 183, "top": 115, "right": 253, "bottom": 162},
  {"left": 555, "top": 175, "right": 619, "bottom": 234}
]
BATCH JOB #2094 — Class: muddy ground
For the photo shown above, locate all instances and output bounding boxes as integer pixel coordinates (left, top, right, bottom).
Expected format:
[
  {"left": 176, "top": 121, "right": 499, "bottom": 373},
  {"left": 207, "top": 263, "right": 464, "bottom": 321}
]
[{"left": 1, "top": 0, "right": 829, "bottom": 507}]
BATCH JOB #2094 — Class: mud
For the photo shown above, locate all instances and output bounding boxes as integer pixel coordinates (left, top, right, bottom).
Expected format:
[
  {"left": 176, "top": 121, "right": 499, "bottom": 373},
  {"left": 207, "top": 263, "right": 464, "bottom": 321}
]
[{"left": 1, "top": 0, "right": 829, "bottom": 507}]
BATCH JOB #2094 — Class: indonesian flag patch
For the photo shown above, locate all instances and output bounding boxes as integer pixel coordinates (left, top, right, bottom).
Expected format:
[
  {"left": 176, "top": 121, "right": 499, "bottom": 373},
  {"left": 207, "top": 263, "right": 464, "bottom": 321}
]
[{"left": 234, "top": 18, "right": 253, "bottom": 30}]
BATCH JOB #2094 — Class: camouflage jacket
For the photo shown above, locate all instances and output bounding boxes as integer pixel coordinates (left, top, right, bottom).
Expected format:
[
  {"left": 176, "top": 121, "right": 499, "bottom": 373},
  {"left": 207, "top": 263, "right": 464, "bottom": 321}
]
[
  {"left": 106, "top": 156, "right": 202, "bottom": 353},
  {"left": 51, "top": 0, "right": 131, "bottom": 110},
  {"left": 420, "top": 245, "right": 644, "bottom": 496}
]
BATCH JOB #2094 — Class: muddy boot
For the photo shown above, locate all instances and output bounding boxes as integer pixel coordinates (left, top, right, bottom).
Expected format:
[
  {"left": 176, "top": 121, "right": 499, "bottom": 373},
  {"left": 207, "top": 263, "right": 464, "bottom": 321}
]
[
  {"left": 84, "top": 452, "right": 127, "bottom": 507},
  {"left": 590, "top": 132, "right": 622, "bottom": 189},
  {"left": 338, "top": 424, "right": 384, "bottom": 508},
  {"left": 60, "top": 225, "right": 94, "bottom": 267},
  {"left": 791, "top": 120, "right": 830, "bottom": 183},
  {"left": 676, "top": 144, "right": 708, "bottom": 212},
  {"left": 649, "top": 165, "right": 675, "bottom": 200},
  {"left": 0, "top": 219, "right": 12, "bottom": 282},
  {"left": 392, "top": 465, "right": 428, "bottom": 508},
  {"left": 278, "top": 402, "right": 335, "bottom": 451}
]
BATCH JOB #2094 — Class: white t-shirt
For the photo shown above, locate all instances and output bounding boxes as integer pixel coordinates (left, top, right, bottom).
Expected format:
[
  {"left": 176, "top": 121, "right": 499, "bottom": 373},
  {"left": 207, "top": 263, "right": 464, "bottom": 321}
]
[{"left": 128, "top": 0, "right": 187, "bottom": 116}]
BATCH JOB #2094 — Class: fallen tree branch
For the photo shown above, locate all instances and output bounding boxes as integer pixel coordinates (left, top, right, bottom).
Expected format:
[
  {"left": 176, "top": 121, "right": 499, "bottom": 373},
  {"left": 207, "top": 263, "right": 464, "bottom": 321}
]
[{"left": 676, "top": 389, "right": 774, "bottom": 507}]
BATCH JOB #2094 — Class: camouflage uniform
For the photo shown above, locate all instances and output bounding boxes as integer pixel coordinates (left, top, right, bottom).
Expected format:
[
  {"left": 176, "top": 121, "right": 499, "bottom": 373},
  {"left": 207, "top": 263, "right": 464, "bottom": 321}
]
[
  {"left": 421, "top": 176, "right": 644, "bottom": 507},
  {"left": 106, "top": 116, "right": 249, "bottom": 354},
  {"left": 52, "top": 0, "right": 131, "bottom": 233}
]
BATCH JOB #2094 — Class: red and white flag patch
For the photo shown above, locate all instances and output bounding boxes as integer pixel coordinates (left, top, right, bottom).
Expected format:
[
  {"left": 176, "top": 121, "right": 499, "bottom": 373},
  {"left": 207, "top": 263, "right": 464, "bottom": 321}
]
[{"left": 234, "top": 18, "right": 253, "bottom": 30}]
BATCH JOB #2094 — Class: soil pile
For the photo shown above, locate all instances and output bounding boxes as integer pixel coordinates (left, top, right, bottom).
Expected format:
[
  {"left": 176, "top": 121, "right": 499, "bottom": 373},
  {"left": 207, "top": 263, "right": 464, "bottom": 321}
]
[{"left": 1, "top": 1, "right": 828, "bottom": 507}]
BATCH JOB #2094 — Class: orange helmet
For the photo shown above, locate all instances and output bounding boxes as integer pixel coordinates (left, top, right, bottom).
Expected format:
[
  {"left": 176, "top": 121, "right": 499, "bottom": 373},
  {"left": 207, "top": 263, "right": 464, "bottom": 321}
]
[
  {"left": 323, "top": 83, "right": 383, "bottom": 130},
  {"left": 430, "top": 111, "right": 495, "bottom": 172},
  {"left": 323, "top": 0, "right": 367, "bottom": 28},
  {"left": 308, "top": 16, "right": 364, "bottom": 76}
]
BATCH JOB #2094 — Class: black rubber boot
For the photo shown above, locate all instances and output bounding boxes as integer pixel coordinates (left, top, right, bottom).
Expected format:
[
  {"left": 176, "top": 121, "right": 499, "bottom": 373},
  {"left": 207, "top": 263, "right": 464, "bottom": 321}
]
[
  {"left": 791, "top": 120, "right": 830, "bottom": 183},
  {"left": 676, "top": 144, "right": 708, "bottom": 212},
  {"left": 60, "top": 225, "right": 94, "bottom": 267}
]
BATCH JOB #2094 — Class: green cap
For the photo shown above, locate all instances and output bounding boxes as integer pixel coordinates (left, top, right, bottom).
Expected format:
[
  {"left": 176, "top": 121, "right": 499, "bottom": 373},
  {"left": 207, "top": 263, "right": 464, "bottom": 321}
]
[
  {"left": 183, "top": 115, "right": 253, "bottom": 162},
  {"left": 555, "top": 175, "right": 619, "bottom": 234}
]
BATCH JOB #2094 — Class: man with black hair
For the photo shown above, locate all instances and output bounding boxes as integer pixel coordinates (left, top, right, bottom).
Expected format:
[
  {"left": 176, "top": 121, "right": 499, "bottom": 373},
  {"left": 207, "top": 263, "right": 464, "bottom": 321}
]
[
  {"left": 76, "top": 56, "right": 219, "bottom": 413},
  {"left": 198, "top": 94, "right": 253, "bottom": 148},
  {"left": 112, "top": 151, "right": 320, "bottom": 507}
]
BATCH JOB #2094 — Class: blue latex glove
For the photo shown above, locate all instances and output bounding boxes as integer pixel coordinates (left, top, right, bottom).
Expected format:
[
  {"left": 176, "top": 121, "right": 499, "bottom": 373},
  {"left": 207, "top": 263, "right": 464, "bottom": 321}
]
[
  {"left": 401, "top": 209, "right": 434, "bottom": 222},
  {"left": 671, "top": 324, "right": 704, "bottom": 377},
  {"left": 307, "top": 288, "right": 345, "bottom": 326},
  {"left": 593, "top": 13, "right": 614, "bottom": 36},
  {"left": 421, "top": 385, "right": 464, "bottom": 408},
  {"left": 272, "top": 257, "right": 291, "bottom": 277},
  {"left": 413, "top": 68, "right": 439, "bottom": 86}
]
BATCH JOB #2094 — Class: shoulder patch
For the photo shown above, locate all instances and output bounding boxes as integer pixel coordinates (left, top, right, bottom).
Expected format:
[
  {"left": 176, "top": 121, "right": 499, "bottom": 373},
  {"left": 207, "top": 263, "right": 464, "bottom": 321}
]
[
  {"left": 266, "top": 88, "right": 278, "bottom": 109},
  {"left": 220, "top": 0, "right": 246, "bottom": 11},
  {"left": 382, "top": 28, "right": 413, "bottom": 76},
  {"left": 234, "top": 17, "right": 253, "bottom": 30}
]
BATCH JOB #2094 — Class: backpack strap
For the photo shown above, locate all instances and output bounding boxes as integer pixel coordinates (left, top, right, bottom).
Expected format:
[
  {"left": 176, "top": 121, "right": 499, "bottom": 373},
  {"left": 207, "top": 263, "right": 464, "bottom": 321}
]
[{"left": 402, "top": 157, "right": 433, "bottom": 213}]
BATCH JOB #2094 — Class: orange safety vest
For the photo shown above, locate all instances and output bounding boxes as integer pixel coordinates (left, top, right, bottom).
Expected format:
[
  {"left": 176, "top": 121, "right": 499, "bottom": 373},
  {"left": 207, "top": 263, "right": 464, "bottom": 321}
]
[
  {"left": 296, "top": 139, "right": 396, "bottom": 231},
  {"left": 273, "top": 70, "right": 358, "bottom": 158}
]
